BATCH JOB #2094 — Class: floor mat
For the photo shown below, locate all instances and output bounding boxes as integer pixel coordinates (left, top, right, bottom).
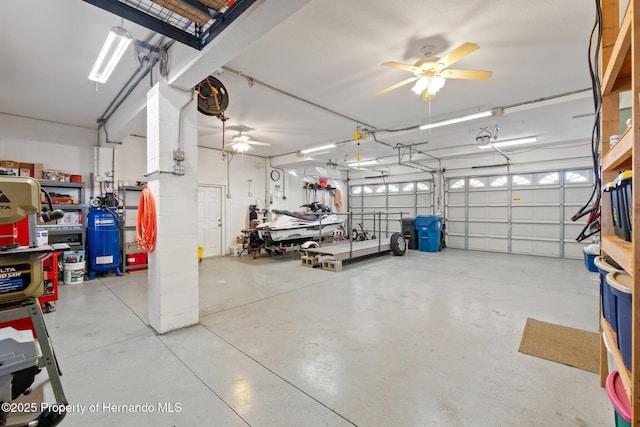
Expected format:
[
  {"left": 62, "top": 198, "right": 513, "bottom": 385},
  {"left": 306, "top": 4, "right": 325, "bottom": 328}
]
[{"left": 518, "top": 318, "right": 600, "bottom": 374}]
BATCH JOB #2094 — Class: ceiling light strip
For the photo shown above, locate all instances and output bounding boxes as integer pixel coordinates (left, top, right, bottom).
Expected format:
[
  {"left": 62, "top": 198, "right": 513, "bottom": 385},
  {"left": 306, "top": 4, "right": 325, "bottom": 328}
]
[
  {"left": 478, "top": 137, "right": 537, "bottom": 149},
  {"left": 419, "top": 109, "right": 499, "bottom": 131},
  {"left": 89, "top": 26, "right": 133, "bottom": 83},
  {"left": 300, "top": 144, "right": 336, "bottom": 154}
]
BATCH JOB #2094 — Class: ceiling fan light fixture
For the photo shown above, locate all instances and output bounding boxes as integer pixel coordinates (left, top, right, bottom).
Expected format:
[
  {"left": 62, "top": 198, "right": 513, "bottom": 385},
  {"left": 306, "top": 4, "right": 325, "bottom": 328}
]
[
  {"left": 478, "top": 137, "right": 537, "bottom": 149},
  {"left": 300, "top": 144, "right": 336, "bottom": 154},
  {"left": 428, "top": 75, "right": 446, "bottom": 95},
  {"left": 233, "top": 142, "right": 252, "bottom": 152},
  {"left": 89, "top": 26, "right": 132, "bottom": 83},
  {"left": 411, "top": 77, "right": 429, "bottom": 95}
]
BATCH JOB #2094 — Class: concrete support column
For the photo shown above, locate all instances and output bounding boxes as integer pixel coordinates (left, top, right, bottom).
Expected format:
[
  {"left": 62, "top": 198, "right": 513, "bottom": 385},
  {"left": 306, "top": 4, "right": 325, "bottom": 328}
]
[{"left": 146, "top": 82, "right": 198, "bottom": 334}]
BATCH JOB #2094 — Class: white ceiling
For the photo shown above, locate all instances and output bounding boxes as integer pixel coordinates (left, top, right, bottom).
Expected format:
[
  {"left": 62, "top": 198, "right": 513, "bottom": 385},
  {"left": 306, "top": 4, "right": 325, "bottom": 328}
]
[{"left": 1, "top": 0, "right": 596, "bottom": 170}]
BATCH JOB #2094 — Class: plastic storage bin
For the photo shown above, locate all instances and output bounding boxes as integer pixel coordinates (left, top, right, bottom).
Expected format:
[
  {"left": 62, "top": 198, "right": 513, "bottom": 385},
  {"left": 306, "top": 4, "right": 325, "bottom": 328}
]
[
  {"left": 594, "top": 256, "right": 624, "bottom": 332},
  {"left": 606, "top": 370, "right": 632, "bottom": 426},
  {"left": 607, "top": 272, "right": 633, "bottom": 371},
  {"left": 604, "top": 181, "right": 627, "bottom": 241},
  {"left": 615, "top": 170, "right": 632, "bottom": 242},
  {"left": 415, "top": 215, "right": 443, "bottom": 253},
  {"left": 583, "top": 252, "right": 598, "bottom": 272}
]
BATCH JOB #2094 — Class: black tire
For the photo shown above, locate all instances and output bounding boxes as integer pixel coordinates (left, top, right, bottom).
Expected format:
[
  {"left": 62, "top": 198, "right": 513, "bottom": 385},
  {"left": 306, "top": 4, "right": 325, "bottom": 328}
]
[{"left": 390, "top": 232, "right": 407, "bottom": 256}]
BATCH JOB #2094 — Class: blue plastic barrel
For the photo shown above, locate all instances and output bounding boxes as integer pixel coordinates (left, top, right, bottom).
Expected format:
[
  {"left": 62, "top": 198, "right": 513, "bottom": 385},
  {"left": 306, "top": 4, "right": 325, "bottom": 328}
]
[
  {"left": 594, "top": 256, "right": 624, "bottom": 332},
  {"left": 87, "top": 207, "right": 122, "bottom": 279}
]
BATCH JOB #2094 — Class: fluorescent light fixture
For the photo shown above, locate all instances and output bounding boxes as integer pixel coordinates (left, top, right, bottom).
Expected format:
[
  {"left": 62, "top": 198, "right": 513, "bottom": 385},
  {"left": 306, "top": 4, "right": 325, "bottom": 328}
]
[
  {"left": 89, "top": 26, "right": 133, "bottom": 83},
  {"left": 419, "top": 110, "right": 497, "bottom": 131},
  {"left": 478, "top": 137, "right": 537, "bottom": 149},
  {"left": 348, "top": 160, "right": 379, "bottom": 167},
  {"left": 299, "top": 144, "right": 336, "bottom": 154}
]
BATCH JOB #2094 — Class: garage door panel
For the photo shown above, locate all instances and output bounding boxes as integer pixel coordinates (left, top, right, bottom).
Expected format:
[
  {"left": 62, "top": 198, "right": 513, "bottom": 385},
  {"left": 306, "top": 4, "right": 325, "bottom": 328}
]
[
  {"left": 512, "top": 240, "right": 560, "bottom": 257},
  {"left": 564, "top": 241, "right": 585, "bottom": 259},
  {"left": 512, "top": 223, "right": 559, "bottom": 238},
  {"left": 512, "top": 188, "right": 560, "bottom": 204},
  {"left": 416, "top": 206, "right": 434, "bottom": 215},
  {"left": 468, "top": 222, "right": 508, "bottom": 235},
  {"left": 565, "top": 186, "right": 593, "bottom": 203},
  {"left": 446, "top": 220, "right": 465, "bottom": 234},
  {"left": 468, "top": 237, "right": 508, "bottom": 252},
  {"left": 447, "top": 206, "right": 465, "bottom": 220},
  {"left": 388, "top": 194, "right": 415, "bottom": 207},
  {"left": 468, "top": 206, "right": 508, "bottom": 220},
  {"left": 512, "top": 206, "right": 559, "bottom": 221},
  {"left": 447, "top": 235, "right": 465, "bottom": 249},
  {"left": 468, "top": 190, "right": 509, "bottom": 204},
  {"left": 448, "top": 192, "right": 465, "bottom": 204}
]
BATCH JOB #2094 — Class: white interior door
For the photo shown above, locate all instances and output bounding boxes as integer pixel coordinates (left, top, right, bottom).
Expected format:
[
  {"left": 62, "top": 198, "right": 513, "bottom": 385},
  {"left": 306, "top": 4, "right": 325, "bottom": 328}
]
[{"left": 198, "top": 186, "right": 222, "bottom": 258}]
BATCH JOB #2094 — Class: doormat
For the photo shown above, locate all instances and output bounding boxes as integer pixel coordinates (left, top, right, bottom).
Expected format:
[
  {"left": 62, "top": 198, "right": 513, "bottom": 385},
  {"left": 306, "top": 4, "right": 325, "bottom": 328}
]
[{"left": 518, "top": 318, "right": 600, "bottom": 374}]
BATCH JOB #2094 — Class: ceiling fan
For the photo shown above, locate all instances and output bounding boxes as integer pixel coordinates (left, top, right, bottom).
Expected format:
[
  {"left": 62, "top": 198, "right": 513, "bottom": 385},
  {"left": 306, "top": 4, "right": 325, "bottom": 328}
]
[
  {"left": 375, "top": 42, "right": 492, "bottom": 101},
  {"left": 227, "top": 129, "right": 271, "bottom": 153}
]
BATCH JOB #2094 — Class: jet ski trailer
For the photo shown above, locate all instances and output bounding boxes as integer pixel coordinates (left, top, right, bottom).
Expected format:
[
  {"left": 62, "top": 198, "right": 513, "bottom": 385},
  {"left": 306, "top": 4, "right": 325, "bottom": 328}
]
[{"left": 302, "top": 231, "right": 407, "bottom": 272}]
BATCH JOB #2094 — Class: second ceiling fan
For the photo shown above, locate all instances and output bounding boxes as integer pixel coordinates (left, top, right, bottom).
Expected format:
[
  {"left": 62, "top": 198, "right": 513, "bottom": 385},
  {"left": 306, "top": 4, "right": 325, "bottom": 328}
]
[
  {"left": 375, "top": 42, "right": 492, "bottom": 101},
  {"left": 226, "top": 127, "right": 271, "bottom": 153}
]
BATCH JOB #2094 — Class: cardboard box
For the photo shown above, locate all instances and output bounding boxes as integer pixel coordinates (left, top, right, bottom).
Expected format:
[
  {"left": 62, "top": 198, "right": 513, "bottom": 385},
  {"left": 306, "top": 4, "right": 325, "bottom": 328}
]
[
  {"left": 36, "top": 230, "right": 48, "bottom": 247},
  {"left": 63, "top": 250, "right": 85, "bottom": 264},
  {"left": 19, "top": 163, "right": 44, "bottom": 179},
  {"left": 0, "top": 161, "right": 19, "bottom": 177},
  {"left": 58, "top": 211, "right": 82, "bottom": 225}
]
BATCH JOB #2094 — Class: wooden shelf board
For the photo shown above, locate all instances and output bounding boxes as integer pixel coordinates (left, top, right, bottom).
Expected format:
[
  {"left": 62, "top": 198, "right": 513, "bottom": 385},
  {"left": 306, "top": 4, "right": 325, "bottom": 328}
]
[
  {"left": 602, "top": 317, "right": 632, "bottom": 400},
  {"left": 602, "top": 5, "right": 633, "bottom": 96},
  {"left": 602, "top": 234, "right": 633, "bottom": 274},
  {"left": 603, "top": 127, "right": 633, "bottom": 171}
]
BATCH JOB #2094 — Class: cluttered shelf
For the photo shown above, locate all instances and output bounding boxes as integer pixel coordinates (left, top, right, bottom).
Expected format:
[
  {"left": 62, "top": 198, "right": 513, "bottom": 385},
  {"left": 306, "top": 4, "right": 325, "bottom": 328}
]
[{"left": 603, "top": 127, "right": 632, "bottom": 172}]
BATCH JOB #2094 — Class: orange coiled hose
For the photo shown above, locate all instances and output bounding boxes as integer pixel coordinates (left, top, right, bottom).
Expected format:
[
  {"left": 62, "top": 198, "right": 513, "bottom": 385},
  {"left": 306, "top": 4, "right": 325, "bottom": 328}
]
[{"left": 136, "top": 187, "right": 157, "bottom": 253}]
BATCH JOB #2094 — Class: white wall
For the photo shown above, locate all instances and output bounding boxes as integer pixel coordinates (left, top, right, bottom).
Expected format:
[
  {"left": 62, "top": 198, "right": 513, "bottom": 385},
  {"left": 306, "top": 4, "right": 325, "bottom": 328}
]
[
  {"left": 197, "top": 148, "right": 268, "bottom": 249},
  {"left": 0, "top": 113, "right": 95, "bottom": 179}
]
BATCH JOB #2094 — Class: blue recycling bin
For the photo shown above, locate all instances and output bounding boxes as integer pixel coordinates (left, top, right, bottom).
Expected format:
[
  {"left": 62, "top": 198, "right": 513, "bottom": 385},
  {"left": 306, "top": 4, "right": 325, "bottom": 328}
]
[{"left": 415, "top": 215, "right": 443, "bottom": 252}]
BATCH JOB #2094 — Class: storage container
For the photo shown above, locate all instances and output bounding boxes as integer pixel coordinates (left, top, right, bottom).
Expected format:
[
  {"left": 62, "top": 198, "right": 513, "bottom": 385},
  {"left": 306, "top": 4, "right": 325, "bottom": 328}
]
[
  {"left": 594, "top": 256, "right": 624, "bottom": 332},
  {"left": 414, "top": 215, "right": 443, "bottom": 253},
  {"left": 614, "top": 170, "right": 632, "bottom": 242},
  {"left": 606, "top": 370, "right": 632, "bottom": 426},
  {"left": 126, "top": 252, "right": 147, "bottom": 271},
  {"left": 583, "top": 252, "right": 598, "bottom": 272},
  {"left": 606, "top": 272, "right": 633, "bottom": 371}
]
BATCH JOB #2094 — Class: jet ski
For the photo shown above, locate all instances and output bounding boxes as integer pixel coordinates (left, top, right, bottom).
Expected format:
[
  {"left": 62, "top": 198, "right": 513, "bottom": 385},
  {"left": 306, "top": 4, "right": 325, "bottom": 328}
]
[{"left": 256, "top": 202, "right": 344, "bottom": 249}]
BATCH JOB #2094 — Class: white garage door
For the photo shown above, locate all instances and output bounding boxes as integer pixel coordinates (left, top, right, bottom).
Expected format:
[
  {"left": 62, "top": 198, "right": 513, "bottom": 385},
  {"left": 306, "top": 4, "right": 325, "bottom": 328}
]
[
  {"left": 348, "top": 180, "right": 433, "bottom": 237},
  {"left": 445, "top": 169, "right": 594, "bottom": 259}
]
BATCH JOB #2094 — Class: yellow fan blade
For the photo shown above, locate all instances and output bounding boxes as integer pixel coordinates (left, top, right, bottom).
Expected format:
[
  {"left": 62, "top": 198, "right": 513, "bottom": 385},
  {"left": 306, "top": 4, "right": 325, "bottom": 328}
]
[
  {"left": 437, "top": 42, "right": 480, "bottom": 69},
  {"left": 441, "top": 69, "right": 493, "bottom": 80},
  {"left": 381, "top": 61, "right": 420, "bottom": 72},
  {"left": 375, "top": 76, "right": 419, "bottom": 96},
  {"left": 248, "top": 141, "right": 271, "bottom": 146}
]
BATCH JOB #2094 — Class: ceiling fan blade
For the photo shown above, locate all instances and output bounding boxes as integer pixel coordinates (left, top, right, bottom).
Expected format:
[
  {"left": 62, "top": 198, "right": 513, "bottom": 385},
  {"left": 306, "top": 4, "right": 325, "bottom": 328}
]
[
  {"left": 441, "top": 69, "right": 493, "bottom": 80},
  {"left": 381, "top": 61, "right": 420, "bottom": 72},
  {"left": 248, "top": 141, "right": 271, "bottom": 146},
  {"left": 437, "top": 42, "right": 479, "bottom": 69},
  {"left": 375, "top": 76, "right": 419, "bottom": 96}
]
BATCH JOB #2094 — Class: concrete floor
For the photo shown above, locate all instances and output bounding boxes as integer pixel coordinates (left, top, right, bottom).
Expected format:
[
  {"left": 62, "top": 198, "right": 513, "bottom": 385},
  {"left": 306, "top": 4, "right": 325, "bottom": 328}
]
[{"left": 21, "top": 249, "right": 613, "bottom": 426}]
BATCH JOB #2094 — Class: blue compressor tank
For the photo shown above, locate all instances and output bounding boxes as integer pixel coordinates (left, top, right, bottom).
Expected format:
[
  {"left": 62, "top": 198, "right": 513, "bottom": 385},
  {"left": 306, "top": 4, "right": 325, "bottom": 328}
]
[{"left": 87, "top": 206, "right": 122, "bottom": 279}]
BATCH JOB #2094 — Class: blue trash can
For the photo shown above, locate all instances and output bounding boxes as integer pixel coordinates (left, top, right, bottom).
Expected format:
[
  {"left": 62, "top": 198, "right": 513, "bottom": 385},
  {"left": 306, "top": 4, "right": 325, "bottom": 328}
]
[{"left": 415, "top": 215, "right": 443, "bottom": 252}]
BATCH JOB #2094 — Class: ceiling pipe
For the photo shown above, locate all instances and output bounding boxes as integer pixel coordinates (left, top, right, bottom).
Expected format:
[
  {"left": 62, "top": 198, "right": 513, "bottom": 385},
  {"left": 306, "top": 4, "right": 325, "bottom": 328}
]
[{"left": 222, "top": 66, "right": 377, "bottom": 129}]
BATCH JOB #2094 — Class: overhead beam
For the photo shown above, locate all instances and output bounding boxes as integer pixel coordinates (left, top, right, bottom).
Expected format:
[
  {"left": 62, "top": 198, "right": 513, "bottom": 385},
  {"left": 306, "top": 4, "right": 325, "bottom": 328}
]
[{"left": 103, "top": 0, "right": 312, "bottom": 141}]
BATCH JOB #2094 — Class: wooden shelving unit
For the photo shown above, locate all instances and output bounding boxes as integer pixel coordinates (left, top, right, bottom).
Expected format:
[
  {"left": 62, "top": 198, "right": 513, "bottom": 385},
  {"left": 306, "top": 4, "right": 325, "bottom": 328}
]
[{"left": 600, "top": 0, "right": 640, "bottom": 423}]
